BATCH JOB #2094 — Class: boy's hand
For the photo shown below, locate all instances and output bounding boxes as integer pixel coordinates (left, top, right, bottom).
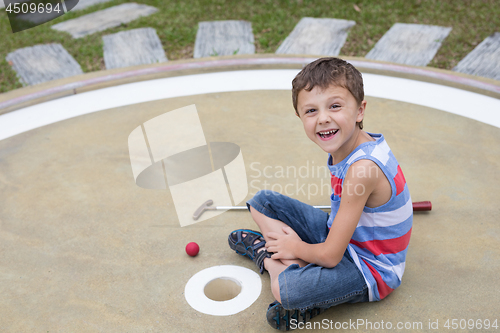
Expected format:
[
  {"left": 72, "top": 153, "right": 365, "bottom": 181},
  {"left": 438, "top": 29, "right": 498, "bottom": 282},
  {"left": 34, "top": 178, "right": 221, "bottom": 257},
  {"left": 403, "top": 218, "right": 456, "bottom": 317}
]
[{"left": 266, "top": 226, "right": 301, "bottom": 260}]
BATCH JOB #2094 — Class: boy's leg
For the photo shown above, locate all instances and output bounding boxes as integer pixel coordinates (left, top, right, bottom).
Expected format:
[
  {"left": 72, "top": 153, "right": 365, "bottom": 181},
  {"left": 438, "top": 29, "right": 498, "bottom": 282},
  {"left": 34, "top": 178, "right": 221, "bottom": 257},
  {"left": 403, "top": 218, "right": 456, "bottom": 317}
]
[
  {"left": 263, "top": 255, "right": 288, "bottom": 303},
  {"left": 277, "top": 249, "right": 369, "bottom": 310},
  {"left": 238, "top": 208, "right": 304, "bottom": 302},
  {"left": 243, "top": 190, "right": 331, "bottom": 303},
  {"left": 250, "top": 206, "right": 308, "bottom": 268},
  {"left": 266, "top": 250, "right": 369, "bottom": 331},
  {"left": 246, "top": 190, "right": 330, "bottom": 246}
]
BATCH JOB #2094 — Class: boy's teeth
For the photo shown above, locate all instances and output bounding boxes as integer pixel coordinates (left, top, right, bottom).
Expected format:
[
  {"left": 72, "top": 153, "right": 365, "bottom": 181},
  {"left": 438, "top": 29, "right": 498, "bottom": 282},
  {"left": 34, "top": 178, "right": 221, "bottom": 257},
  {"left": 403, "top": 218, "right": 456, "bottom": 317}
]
[
  {"left": 319, "top": 129, "right": 338, "bottom": 137},
  {"left": 320, "top": 130, "right": 336, "bottom": 134}
]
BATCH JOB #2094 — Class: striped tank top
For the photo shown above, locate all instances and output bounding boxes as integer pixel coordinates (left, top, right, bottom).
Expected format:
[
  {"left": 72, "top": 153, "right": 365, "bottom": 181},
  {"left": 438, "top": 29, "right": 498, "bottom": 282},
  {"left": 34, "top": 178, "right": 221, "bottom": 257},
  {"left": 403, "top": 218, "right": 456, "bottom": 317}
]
[{"left": 327, "top": 133, "right": 413, "bottom": 301}]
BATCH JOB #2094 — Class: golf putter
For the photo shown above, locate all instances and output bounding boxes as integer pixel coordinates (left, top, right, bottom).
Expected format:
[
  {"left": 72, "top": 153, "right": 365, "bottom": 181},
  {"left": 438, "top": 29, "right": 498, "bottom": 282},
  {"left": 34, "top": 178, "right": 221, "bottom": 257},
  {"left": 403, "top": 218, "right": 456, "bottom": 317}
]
[
  {"left": 193, "top": 199, "right": 327, "bottom": 220},
  {"left": 193, "top": 199, "right": 432, "bottom": 220}
]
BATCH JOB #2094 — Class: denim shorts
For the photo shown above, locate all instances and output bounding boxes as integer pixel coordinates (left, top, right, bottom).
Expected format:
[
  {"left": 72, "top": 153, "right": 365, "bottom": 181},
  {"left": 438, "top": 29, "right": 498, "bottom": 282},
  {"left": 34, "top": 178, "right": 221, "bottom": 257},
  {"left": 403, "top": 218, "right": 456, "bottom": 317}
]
[{"left": 247, "top": 190, "right": 369, "bottom": 311}]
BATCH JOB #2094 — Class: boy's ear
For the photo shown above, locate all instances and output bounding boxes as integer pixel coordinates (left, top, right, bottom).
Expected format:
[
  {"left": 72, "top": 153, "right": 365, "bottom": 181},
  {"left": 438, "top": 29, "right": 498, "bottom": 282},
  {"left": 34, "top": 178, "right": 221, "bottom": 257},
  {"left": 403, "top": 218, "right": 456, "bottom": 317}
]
[{"left": 356, "top": 100, "right": 367, "bottom": 122}]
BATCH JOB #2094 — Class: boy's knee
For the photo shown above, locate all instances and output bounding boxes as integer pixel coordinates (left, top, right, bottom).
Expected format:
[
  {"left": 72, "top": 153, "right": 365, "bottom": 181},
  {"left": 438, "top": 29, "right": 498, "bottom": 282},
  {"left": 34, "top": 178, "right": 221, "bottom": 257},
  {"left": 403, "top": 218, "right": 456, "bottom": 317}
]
[
  {"left": 249, "top": 190, "right": 273, "bottom": 212},
  {"left": 253, "top": 189, "right": 275, "bottom": 200},
  {"left": 252, "top": 189, "right": 284, "bottom": 207}
]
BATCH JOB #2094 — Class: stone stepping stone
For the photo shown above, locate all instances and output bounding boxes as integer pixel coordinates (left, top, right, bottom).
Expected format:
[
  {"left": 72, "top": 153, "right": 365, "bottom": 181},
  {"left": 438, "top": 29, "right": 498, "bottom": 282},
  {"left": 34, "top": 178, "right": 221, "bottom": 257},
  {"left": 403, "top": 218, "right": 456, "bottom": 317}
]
[
  {"left": 103, "top": 28, "right": 167, "bottom": 69},
  {"left": 51, "top": 2, "right": 158, "bottom": 38},
  {"left": 275, "top": 17, "right": 356, "bottom": 56},
  {"left": 72, "top": 0, "right": 114, "bottom": 11},
  {"left": 365, "top": 23, "right": 452, "bottom": 66},
  {"left": 5, "top": 43, "right": 83, "bottom": 86},
  {"left": 194, "top": 20, "right": 255, "bottom": 58},
  {"left": 453, "top": 32, "right": 500, "bottom": 80}
]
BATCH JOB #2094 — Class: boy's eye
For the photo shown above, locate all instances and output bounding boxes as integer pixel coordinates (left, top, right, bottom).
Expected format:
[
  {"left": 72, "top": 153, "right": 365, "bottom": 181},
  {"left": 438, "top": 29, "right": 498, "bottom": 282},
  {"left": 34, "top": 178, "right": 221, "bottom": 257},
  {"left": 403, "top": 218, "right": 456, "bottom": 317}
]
[
  {"left": 330, "top": 104, "right": 341, "bottom": 109},
  {"left": 305, "top": 109, "right": 316, "bottom": 114}
]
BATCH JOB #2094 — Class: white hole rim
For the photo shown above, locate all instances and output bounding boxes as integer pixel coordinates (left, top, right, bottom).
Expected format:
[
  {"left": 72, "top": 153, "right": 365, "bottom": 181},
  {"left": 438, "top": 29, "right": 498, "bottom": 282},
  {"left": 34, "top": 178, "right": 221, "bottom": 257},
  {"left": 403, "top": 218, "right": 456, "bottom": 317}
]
[
  {"left": 0, "top": 69, "right": 499, "bottom": 142},
  {"left": 184, "top": 265, "right": 262, "bottom": 316}
]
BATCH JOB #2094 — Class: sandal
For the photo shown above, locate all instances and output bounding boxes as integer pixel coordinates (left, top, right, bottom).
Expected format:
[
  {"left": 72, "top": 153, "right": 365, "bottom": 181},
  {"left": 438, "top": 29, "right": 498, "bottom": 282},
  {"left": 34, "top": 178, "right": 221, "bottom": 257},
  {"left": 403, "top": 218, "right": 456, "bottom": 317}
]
[
  {"left": 266, "top": 301, "right": 325, "bottom": 331},
  {"left": 228, "top": 229, "right": 272, "bottom": 274}
]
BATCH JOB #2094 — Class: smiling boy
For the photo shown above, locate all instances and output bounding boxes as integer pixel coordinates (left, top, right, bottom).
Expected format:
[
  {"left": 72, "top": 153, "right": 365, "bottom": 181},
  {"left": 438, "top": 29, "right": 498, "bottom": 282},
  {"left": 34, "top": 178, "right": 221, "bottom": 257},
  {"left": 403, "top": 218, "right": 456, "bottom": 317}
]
[{"left": 228, "top": 57, "right": 413, "bottom": 330}]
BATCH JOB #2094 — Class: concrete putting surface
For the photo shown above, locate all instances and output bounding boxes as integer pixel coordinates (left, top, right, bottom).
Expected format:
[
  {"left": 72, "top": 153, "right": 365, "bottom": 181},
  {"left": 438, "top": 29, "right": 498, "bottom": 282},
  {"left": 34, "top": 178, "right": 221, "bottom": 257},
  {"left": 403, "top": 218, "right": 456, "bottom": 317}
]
[{"left": 0, "top": 59, "right": 499, "bottom": 332}]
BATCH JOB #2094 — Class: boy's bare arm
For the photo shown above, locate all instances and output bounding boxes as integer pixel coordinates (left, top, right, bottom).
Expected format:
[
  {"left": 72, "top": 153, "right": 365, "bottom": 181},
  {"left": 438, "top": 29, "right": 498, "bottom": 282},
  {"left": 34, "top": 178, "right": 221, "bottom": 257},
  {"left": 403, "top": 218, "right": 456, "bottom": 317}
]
[{"left": 266, "top": 159, "right": 382, "bottom": 268}]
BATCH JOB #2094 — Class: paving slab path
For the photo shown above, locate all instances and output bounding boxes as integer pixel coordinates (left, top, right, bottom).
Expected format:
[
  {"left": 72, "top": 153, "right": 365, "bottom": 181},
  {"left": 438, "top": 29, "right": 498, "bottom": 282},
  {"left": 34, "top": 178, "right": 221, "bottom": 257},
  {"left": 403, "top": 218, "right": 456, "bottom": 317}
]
[
  {"left": 51, "top": 2, "right": 158, "bottom": 38},
  {"left": 276, "top": 17, "right": 355, "bottom": 56},
  {"left": 5, "top": 43, "right": 83, "bottom": 86},
  {"left": 453, "top": 32, "right": 500, "bottom": 81},
  {"left": 103, "top": 28, "right": 167, "bottom": 69},
  {"left": 366, "top": 23, "right": 452, "bottom": 66},
  {"left": 194, "top": 20, "right": 255, "bottom": 58}
]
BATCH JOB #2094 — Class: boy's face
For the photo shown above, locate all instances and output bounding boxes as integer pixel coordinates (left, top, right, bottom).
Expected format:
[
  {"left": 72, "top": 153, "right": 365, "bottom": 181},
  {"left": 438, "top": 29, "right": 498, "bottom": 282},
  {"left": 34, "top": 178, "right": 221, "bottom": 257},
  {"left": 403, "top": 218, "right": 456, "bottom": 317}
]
[{"left": 296, "top": 84, "right": 366, "bottom": 158}]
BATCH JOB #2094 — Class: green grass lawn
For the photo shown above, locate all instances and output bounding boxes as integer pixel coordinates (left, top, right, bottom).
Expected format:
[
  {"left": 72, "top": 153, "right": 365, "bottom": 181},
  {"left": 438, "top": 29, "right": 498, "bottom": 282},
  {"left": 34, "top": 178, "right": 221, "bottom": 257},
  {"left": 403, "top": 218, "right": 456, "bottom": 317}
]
[{"left": 1, "top": 0, "right": 499, "bottom": 93}]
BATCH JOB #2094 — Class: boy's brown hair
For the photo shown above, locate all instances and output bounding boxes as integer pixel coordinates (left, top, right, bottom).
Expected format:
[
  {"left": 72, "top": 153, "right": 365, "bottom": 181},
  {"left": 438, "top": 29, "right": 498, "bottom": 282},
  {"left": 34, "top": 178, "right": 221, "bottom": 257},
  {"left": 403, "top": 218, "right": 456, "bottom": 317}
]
[{"left": 292, "top": 57, "right": 365, "bottom": 129}]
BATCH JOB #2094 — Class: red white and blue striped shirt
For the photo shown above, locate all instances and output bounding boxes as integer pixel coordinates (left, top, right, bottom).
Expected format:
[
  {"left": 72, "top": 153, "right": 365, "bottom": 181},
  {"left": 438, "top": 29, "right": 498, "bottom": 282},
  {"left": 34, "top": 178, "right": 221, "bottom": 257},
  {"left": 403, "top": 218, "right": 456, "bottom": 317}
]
[{"left": 327, "top": 133, "right": 413, "bottom": 302}]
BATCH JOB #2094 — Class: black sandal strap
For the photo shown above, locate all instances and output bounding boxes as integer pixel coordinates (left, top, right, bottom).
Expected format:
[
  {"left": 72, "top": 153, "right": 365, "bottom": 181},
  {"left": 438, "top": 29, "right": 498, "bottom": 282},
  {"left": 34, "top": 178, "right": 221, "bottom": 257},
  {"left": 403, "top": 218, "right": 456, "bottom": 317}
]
[{"left": 255, "top": 248, "right": 272, "bottom": 274}]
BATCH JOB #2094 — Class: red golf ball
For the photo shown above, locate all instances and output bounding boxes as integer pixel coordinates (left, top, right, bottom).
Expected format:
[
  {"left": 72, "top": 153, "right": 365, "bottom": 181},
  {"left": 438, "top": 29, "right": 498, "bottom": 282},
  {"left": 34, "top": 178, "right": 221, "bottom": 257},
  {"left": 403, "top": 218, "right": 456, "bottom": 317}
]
[{"left": 186, "top": 242, "right": 200, "bottom": 257}]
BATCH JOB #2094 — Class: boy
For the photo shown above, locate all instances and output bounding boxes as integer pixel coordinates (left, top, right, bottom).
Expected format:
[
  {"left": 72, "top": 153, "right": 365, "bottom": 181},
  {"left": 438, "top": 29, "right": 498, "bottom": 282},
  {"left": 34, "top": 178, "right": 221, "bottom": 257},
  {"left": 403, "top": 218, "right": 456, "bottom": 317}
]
[{"left": 228, "top": 57, "right": 413, "bottom": 330}]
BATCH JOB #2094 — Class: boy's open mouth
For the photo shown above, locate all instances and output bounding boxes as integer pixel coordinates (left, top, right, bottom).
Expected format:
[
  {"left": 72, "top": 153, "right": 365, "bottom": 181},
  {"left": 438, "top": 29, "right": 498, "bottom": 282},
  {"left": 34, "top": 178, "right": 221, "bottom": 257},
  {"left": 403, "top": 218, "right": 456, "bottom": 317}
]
[{"left": 317, "top": 129, "right": 339, "bottom": 140}]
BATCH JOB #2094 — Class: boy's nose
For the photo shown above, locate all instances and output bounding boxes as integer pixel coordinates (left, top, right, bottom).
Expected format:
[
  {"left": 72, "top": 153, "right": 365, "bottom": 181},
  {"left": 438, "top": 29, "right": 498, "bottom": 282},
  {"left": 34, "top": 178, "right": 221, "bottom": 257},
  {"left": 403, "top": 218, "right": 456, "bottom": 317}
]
[{"left": 318, "top": 109, "right": 331, "bottom": 124}]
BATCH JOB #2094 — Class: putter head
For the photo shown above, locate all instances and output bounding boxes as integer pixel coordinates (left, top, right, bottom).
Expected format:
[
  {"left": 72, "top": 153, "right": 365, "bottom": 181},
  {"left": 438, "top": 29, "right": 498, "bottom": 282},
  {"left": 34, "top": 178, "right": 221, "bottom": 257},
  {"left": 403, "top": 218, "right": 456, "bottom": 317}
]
[{"left": 192, "top": 199, "right": 214, "bottom": 220}]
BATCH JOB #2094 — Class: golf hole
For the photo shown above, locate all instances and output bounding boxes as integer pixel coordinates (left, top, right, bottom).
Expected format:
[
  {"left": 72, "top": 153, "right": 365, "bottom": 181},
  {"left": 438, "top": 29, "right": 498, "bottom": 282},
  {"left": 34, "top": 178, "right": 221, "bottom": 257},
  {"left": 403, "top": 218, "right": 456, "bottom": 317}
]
[
  {"left": 204, "top": 277, "right": 242, "bottom": 302},
  {"left": 185, "top": 265, "right": 261, "bottom": 315}
]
